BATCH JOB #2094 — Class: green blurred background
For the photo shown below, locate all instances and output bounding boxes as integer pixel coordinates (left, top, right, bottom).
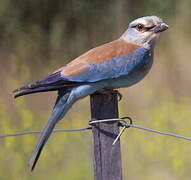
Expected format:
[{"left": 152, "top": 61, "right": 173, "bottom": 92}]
[{"left": 0, "top": 0, "right": 191, "bottom": 179}]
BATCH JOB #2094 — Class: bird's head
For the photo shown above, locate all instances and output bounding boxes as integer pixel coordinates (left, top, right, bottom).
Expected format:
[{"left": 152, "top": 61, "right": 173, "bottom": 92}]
[{"left": 122, "top": 16, "right": 169, "bottom": 49}]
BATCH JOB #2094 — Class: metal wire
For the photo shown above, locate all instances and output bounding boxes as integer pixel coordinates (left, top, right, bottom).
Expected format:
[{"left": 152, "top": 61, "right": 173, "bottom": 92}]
[
  {"left": 123, "top": 123, "right": 191, "bottom": 141},
  {"left": 0, "top": 127, "right": 92, "bottom": 138},
  {"left": 0, "top": 117, "right": 191, "bottom": 144}
]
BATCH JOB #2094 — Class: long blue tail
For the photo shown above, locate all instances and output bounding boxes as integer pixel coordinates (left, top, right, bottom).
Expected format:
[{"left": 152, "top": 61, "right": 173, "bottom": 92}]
[{"left": 29, "top": 89, "right": 75, "bottom": 171}]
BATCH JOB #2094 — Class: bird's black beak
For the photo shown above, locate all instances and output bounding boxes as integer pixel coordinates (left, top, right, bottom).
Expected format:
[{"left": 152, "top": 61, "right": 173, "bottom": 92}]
[{"left": 151, "top": 23, "right": 169, "bottom": 33}]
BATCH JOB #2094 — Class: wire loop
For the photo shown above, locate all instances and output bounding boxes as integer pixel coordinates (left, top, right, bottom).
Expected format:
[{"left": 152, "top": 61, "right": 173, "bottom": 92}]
[{"left": 119, "top": 116, "right": 133, "bottom": 128}]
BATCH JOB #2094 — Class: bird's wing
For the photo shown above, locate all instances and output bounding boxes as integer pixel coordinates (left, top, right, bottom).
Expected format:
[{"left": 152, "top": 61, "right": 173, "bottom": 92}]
[
  {"left": 15, "top": 39, "right": 150, "bottom": 91},
  {"left": 43, "top": 39, "right": 150, "bottom": 83},
  {"left": 60, "top": 40, "right": 150, "bottom": 82}
]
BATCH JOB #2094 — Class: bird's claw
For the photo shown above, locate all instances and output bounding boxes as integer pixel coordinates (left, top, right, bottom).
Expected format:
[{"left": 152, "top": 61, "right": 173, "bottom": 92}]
[{"left": 114, "top": 90, "right": 123, "bottom": 101}]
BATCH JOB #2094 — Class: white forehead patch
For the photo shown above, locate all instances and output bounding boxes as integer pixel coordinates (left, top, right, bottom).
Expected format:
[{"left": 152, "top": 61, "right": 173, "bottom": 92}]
[{"left": 129, "top": 16, "right": 163, "bottom": 27}]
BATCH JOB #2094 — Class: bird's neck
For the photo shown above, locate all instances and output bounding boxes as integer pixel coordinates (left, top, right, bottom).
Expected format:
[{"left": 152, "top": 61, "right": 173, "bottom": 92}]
[
  {"left": 120, "top": 30, "right": 158, "bottom": 50},
  {"left": 120, "top": 36, "right": 153, "bottom": 50}
]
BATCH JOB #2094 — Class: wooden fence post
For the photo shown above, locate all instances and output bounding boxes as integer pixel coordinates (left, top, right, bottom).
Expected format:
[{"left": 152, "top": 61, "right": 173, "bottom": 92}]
[{"left": 90, "top": 91, "right": 123, "bottom": 180}]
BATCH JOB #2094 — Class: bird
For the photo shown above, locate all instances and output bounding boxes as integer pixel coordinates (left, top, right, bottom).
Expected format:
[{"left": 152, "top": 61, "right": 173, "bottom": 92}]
[{"left": 13, "top": 16, "right": 168, "bottom": 171}]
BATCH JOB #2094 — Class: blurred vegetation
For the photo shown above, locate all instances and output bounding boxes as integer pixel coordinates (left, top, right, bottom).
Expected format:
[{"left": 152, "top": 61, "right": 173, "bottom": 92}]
[{"left": 0, "top": 0, "right": 191, "bottom": 179}]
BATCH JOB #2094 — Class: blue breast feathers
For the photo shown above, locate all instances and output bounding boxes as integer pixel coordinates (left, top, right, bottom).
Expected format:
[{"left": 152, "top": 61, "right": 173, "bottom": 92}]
[{"left": 63, "top": 47, "right": 152, "bottom": 82}]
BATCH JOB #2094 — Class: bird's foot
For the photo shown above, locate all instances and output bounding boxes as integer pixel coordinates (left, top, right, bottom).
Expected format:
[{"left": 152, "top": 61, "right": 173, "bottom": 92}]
[{"left": 114, "top": 90, "right": 123, "bottom": 101}]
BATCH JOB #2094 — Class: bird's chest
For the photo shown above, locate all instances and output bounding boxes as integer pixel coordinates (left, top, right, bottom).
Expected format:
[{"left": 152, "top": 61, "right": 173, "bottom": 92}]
[
  {"left": 105, "top": 53, "right": 153, "bottom": 89},
  {"left": 137, "top": 53, "right": 153, "bottom": 74}
]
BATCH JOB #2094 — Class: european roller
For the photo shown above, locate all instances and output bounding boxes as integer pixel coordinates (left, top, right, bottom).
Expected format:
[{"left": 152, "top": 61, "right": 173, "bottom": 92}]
[{"left": 13, "top": 16, "right": 168, "bottom": 170}]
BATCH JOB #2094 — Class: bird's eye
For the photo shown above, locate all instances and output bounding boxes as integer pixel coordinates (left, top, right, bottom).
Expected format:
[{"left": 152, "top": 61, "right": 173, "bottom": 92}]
[{"left": 136, "top": 24, "right": 144, "bottom": 31}]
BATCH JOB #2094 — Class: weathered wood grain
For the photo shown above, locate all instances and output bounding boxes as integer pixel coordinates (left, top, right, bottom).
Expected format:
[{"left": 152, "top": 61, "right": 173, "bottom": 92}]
[{"left": 90, "top": 91, "right": 123, "bottom": 180}]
